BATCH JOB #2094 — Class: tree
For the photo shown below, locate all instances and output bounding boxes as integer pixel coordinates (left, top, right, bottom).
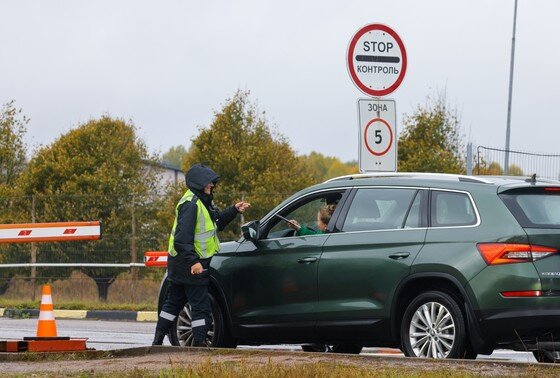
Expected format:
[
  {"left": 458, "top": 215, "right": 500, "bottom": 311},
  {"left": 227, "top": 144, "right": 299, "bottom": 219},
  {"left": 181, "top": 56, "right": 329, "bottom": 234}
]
[
  {"left": 300, "top": 152, "right": 358, "bottom": 182},
  {"left": 398, "top": 94, "right": 465, "bottom": 174},
  {"left": 474, "top": 161, "right": 524, "bottom": 176},
  {"left": 0, "top": 101, "right": 30, "bottom": 294},
  {"left": 183, "top": 91, "right": 315, "bottom": 239},
  {"left": 162, "top": 145, "right": 188, "bottom": 168},
  {"left": 18, "top": 116, "right": 163, "bottom": 300},
  {"left": 507, "top": 164, "right": 524, "bottom": 176},
  {"left": 0, "top": 100, "right": 28, "bottom": 191}
]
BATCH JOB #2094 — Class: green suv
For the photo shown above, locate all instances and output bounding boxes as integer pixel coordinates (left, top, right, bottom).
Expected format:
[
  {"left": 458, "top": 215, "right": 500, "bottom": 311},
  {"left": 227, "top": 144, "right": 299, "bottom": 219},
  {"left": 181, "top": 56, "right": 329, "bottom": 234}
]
[{"left": 158, "top": 173, "right": 560, "bottom": 362}]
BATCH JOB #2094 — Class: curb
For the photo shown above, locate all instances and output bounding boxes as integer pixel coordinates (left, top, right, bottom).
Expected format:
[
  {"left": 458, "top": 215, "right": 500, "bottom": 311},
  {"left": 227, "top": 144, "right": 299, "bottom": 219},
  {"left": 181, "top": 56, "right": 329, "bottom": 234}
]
[{"left": 0, "top": 308, "right": 157, "bottom": 322}]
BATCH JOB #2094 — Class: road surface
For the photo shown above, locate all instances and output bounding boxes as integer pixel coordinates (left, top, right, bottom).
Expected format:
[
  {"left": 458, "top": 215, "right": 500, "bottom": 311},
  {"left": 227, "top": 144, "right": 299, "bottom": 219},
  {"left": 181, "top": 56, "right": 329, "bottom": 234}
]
[{"left": 0, "top": 318, "right": 538, "bottom": 363}]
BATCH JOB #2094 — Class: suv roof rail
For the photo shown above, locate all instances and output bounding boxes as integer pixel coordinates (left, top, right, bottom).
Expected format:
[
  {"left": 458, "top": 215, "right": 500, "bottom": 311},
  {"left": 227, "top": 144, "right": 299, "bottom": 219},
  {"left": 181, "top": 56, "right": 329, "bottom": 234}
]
[
  {"left": 324, "top": 172, "right": 494, "bottom": 184},
  {"left": 475, "top": 175, "right": 560, "bottom": 184}
]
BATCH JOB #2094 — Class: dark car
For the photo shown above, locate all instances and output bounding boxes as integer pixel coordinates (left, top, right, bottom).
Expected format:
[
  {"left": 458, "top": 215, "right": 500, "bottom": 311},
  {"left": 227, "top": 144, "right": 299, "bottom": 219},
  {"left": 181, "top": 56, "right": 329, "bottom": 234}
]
[{"left": 157, "top": 173, "right": 560, "bottom": 362}]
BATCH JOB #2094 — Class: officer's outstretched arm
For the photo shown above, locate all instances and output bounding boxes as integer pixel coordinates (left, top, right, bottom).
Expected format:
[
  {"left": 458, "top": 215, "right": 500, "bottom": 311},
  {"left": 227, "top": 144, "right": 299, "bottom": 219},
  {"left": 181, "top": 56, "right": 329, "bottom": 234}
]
[{"left": 215, "top": 205, "right": 239, "bottom": 231}]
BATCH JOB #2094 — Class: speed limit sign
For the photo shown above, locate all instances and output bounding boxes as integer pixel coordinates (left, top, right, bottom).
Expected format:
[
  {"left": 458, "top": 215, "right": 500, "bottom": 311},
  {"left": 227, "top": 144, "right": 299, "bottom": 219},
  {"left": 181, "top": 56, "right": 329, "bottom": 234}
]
[{"left": 358, "top": 98, "right": 397, "bottom": 172}]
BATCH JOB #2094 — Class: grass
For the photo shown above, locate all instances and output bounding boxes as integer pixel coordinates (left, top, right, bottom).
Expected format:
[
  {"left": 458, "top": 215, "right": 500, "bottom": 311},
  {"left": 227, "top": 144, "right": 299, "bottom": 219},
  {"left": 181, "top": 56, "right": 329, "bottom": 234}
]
[
  {"left": 115, "top": 362, "right": 480, "bottom": 378},
  {"left": 0, "top": 298, "right": 156, "bottom": 311},
  {"left": 3, "top": 348, "right": 560, "bottom": 377},
  {"left": 6, "top": 356, "right": 560, "bottom": 378},
  {"left": 1, "top": 270, "right": 159, "bottom": 311}
]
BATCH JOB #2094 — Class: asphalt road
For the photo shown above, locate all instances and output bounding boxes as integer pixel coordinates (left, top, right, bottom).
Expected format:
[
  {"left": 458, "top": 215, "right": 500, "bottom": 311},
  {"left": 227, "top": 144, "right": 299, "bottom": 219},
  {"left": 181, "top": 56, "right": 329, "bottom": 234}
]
[{"left": 0, "top": 318, "right": 538, "bottom": 363}]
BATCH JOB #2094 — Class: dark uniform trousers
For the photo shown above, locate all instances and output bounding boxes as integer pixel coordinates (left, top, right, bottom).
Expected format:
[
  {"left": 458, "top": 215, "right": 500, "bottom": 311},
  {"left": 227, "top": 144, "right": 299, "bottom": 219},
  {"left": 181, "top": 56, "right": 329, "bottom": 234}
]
[{"left": 155, "top": 281, "right": 211, "bottom": 344}]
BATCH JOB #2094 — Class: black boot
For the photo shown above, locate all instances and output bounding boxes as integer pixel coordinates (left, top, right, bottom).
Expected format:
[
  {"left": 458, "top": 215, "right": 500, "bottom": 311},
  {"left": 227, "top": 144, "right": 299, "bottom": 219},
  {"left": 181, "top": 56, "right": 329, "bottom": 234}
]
[
  {"left": 152, "top": 329, "right": 166, "bottom": 346},
  {"left": 192, "top": 340, "right": 208, "bottom": 347}
]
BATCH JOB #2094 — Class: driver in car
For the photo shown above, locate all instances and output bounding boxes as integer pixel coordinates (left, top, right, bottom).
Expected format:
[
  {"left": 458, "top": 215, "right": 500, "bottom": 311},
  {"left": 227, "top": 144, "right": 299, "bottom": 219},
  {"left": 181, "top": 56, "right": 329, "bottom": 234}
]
[{"left": 286, "top": 203, "right": 336, "bottom": 236}]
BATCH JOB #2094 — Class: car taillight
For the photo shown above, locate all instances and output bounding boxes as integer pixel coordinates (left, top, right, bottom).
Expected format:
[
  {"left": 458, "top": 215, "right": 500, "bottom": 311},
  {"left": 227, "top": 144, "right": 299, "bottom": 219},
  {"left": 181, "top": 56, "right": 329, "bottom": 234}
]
[
  {"left": 501, "top": 290, "right": 543, "bottom": 297},
  {"left": 477, "top": 243, "right": 557, "bottom": 265}
]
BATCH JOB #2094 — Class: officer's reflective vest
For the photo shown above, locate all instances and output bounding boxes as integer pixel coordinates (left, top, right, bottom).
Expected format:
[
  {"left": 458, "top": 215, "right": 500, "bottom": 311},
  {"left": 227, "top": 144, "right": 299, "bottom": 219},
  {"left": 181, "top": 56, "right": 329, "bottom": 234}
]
[{"left": 168, "top": 190, "right": 220, "bottom": 258}]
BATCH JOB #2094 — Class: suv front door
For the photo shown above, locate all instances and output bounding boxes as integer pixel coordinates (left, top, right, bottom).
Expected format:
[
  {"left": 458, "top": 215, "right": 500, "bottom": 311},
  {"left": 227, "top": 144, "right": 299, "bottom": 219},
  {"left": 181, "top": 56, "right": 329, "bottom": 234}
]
[{"left": 230, "top": 189, "right": 347, "bottom": 343}]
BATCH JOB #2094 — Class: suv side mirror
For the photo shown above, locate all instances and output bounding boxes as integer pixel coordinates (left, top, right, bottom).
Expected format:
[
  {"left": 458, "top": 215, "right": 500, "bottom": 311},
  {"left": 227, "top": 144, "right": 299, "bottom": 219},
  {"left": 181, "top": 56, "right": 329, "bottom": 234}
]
[{"left": 241, "top": 221, "right": 260, "bottom": 242}]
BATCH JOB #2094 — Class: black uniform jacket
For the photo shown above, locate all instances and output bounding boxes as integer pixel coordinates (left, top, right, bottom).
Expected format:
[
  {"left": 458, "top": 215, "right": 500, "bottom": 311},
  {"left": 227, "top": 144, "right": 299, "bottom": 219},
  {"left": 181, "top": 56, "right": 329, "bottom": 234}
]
[{"left": 167, "top": 164, "right": 238, "bottom": 285}]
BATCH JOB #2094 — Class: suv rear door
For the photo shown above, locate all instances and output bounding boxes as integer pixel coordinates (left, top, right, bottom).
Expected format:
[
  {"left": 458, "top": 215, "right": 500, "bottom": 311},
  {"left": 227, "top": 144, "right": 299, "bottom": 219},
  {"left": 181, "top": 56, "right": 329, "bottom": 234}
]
[
  {"left": 317, "top": 187, "right": 428, "bottom": 342},
  {"left": 500, "top": 186, "right": 560, "bottom": 291}
]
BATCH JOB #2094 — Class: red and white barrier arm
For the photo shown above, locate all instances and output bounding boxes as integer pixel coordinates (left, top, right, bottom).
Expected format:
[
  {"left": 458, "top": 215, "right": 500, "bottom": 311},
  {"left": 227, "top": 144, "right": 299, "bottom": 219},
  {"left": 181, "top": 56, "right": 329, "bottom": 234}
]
[
  {"left": 144, "top": 251, "right": 168, "bottom": 267},
  {"left": 0, "top": 221, "right": 101, "bottom": 243}
]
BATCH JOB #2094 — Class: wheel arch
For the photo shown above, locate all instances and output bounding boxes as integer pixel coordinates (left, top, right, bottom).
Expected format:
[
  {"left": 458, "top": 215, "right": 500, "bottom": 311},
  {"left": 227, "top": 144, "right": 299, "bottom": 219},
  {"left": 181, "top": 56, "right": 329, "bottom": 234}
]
[
  {"left": 157, "top": 273, "right": 169, "bottom": 314},
  {"left": 157, "top": 273, "right": 232, "bottom": 328},
  {"left": 391, "top": 273, "right": 493, "bottom": 354},
  {"left": 209, "top": 275, "right": 234, "bottom": 336}
]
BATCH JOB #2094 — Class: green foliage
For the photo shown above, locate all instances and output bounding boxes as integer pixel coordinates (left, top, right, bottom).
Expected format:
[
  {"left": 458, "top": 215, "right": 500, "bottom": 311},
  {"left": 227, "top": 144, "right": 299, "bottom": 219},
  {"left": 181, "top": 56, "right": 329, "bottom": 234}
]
[
  {"left": 0, "top": 100, "right": 28, "bottom": 191},
  {"left": 0, "top": 299, "right": 156, "bottom": 311},
  {"left": 508, "top": 164, "right": 524, "bottom": 176},
  {"left": 162, "top": 145, "right": 187, "bottom": 168},
  {"left": 0, "top": 101, "right": 29, "bottom": 288},
  {"left": 183, "top": 91, "right": 315, "bottom": 239},
  {"left": 475, "top": 160, "right": 524, "bottom": 176},
  {"left": 398, "top": 94, "right": 465, "bottom": 174},
  {"left": 16, "top": 116, "right": 164, "bottom": 299},
  {"left": 21, "top": 116, "right": 154, "bottom": 198},
  {"left": 300, "top": 152, "right": 358, "bottom": 182}
]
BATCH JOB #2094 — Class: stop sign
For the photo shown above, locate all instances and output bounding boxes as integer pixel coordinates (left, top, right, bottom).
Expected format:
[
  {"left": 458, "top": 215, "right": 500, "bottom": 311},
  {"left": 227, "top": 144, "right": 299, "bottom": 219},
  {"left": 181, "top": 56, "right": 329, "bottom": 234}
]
[{"left": 347, "top": 24, "right": 407, "bottom": 97}]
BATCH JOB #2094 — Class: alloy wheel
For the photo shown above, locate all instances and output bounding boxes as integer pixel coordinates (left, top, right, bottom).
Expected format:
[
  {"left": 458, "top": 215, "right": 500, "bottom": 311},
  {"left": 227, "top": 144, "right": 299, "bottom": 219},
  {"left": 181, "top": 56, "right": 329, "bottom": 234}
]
[
  {"left": 409, "top": 301, "right": 456, "bottom": 358},
  {"left": 176, "top": 304, "right": 214, "bottom": 346}
]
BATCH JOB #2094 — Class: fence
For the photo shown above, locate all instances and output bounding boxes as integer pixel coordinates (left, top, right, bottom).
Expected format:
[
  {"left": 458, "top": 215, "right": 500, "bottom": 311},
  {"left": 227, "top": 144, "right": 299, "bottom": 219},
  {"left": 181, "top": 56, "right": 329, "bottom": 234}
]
[
  {"left": 473, "top": 145, "right": 560, "bottom": 181},
  {"left": 0, "top": 191, "right": 295, "bottom": 304}
]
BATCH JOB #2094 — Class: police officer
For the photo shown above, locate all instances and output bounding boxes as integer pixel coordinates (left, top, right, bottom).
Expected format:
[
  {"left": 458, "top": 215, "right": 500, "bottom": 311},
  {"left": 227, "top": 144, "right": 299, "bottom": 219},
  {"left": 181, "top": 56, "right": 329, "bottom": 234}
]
[{"left": 152, "top": 163, "right": 250, "bottom": 346}]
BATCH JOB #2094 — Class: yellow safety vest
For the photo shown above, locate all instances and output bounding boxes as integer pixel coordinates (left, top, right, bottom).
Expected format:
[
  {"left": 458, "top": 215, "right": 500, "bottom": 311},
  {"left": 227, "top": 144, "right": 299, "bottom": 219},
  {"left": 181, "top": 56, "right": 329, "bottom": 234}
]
[{"left": 168, "top": 190, "right": 220, "bottom": 258}]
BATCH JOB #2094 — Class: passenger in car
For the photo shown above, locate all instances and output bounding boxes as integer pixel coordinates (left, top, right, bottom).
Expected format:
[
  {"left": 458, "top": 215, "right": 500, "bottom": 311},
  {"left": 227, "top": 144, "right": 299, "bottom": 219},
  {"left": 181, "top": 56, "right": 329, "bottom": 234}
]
[{"left": 287, "top": 203, "right": 336, "bottom": 236}]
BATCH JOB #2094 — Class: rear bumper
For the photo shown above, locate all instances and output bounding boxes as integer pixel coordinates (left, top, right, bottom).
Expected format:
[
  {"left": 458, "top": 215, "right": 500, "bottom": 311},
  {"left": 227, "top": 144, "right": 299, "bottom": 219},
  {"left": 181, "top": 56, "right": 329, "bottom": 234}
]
[{"left": 477, "top": 307, "right": 560, "bottom": 348}]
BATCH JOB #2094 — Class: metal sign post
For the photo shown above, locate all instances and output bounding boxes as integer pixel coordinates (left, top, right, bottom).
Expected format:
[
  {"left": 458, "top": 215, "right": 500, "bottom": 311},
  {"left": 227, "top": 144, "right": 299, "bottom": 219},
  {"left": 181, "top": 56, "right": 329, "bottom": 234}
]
[{"left": 347, "top": 23, "right": 406, "bottom": 172}]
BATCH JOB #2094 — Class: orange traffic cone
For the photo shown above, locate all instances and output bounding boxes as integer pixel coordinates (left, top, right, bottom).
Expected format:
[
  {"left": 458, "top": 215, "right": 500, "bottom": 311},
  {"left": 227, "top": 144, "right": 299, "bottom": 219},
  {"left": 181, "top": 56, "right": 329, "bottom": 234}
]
[{"left": 36, "top": 285, "right": 57, "bottom": 337}]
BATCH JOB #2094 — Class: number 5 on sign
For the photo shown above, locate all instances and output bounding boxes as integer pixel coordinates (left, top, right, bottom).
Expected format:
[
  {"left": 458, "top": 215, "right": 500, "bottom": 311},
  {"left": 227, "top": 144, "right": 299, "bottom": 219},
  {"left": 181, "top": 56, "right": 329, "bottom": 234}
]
[
  {"left": 358, "top": 99, "right": 397, "bottom": 172},
  {"left": 365, "top": 118, "right": 392, "bottom": 156}
]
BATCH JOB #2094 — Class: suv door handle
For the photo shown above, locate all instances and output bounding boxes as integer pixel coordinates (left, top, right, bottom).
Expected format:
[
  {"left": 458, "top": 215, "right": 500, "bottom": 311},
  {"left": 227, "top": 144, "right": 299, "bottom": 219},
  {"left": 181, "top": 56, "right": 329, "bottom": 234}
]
[
  {"left": 389, "top": 252, "right": 410, "bottom": 260},
  {"left": 298, "top": 257, "right": 318, "bottom": 264}
]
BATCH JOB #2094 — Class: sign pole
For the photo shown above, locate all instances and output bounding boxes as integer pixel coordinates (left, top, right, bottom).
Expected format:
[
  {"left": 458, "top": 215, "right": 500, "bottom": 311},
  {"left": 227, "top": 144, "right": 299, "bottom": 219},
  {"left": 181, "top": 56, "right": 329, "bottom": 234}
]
[
  {"left": 504, "top": 0, "right": 518, "bottom": 175},
  {"left": 347, "top": 23, "right": 406, "bottom": 172}
]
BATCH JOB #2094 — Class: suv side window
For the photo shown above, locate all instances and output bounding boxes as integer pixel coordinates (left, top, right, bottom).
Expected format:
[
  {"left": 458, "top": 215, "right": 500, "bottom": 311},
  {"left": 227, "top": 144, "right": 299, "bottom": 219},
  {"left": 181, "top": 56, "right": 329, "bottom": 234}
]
[
  {"left": 268, "top": 197, "right": 326, "bottom": 237},
  {"left": 342, "top": 188, "right": 418, "bottom": 232},
  {"left": 264, "top": 190, "right": 345, "bottom": 239},
  {"left": 430, "top": 190, "right": 476, "bottom": 227},
  {"left": 403, "top": 190, "right": 424, "bottom": 228}
]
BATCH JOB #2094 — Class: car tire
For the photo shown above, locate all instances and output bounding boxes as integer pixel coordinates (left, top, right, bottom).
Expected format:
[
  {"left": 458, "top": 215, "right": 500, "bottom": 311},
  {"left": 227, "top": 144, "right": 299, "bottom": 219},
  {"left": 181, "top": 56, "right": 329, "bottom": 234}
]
[
  {"left": 330, "top": 343, "right": 363, "bottom": 354},
  {"left": 400, "top": 291, "right": 467, "bottom": 359},
  {"left": 301, "top": 343, "right": 330, "bottom": 353},
  {"left": 533, "top": 349, "right": 559, "bottom": 363},
  {"left": 169, "top": 293, "right": 236, "bottom": 348}
]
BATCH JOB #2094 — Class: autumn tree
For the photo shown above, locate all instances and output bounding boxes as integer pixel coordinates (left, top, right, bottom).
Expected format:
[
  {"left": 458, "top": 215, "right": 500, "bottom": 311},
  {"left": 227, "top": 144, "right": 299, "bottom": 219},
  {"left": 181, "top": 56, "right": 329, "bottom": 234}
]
[
  {"left": 398, "top": 94, "right": 465, "bottom": 173},
  {"left": 162, "top": 145, "right": 188, "bottom": 168},
  {"left": 300, "top": 152, "right": 358, "bottom": 182},
  {"left": 474, "top": 161, "right": 524, "bottom": 176},
  {"left": 508, "top": 164, "right": 524, "bottom": 176},
  {"left": 183, "top": 91, "right": 315, "bottom": 239},
  {"left": 18, "top": 116, "right": 163, "bottom": 300},
  {"left": 0, "top": 101, "right": 29, "bottom": 293},
  {"left": 0, "top": 101, "right": 28, "bottom": 192}
]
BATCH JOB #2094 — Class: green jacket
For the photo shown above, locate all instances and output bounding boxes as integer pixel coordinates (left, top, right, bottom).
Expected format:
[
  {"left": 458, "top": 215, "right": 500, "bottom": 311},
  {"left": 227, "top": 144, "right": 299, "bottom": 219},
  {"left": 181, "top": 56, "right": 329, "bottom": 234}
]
[{"left": 297, "top": 226, "right": 324, "bottom": 236}]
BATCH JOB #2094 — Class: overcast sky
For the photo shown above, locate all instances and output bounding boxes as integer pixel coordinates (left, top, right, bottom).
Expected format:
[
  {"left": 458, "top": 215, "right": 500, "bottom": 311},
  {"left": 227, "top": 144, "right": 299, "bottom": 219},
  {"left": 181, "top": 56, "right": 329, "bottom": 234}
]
[{"left": 1, "top": 0, "right": 558, "bottom": 163}]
